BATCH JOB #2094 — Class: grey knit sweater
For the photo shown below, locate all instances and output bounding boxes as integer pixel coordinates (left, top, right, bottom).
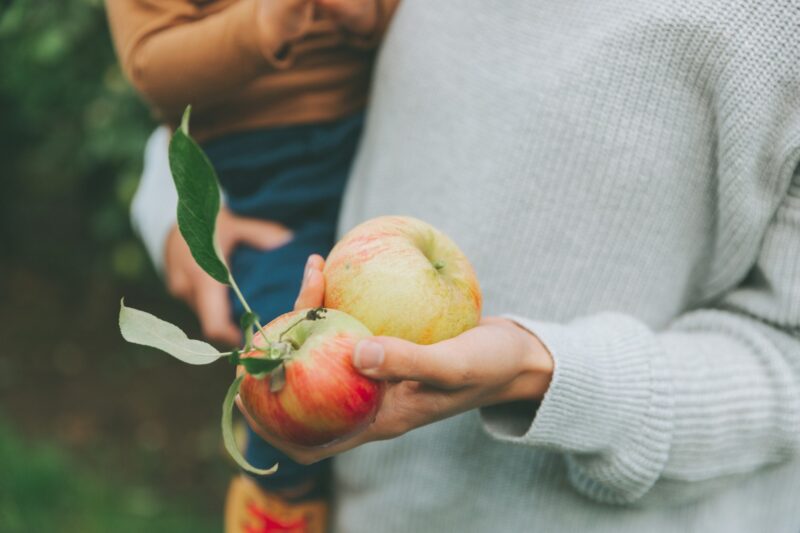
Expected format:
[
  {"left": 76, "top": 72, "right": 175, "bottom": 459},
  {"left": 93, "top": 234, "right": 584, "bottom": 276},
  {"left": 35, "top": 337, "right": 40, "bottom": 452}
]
[{"left": 332, "top": 0, "right": 800, "bottom": 531}]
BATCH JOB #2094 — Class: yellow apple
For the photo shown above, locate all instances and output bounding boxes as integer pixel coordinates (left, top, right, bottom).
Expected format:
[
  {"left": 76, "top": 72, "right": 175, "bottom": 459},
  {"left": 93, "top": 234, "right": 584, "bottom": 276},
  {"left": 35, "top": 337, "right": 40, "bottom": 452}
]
[{"left": 323, "top": 216, "right": 482, "bottom": 345}]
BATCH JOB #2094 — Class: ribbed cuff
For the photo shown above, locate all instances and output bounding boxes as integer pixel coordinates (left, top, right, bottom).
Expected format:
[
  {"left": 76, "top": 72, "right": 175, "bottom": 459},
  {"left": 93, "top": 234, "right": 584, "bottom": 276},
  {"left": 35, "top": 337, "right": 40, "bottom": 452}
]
[{"left": 480, "top": 312, "right": 674, "bottom": 503}]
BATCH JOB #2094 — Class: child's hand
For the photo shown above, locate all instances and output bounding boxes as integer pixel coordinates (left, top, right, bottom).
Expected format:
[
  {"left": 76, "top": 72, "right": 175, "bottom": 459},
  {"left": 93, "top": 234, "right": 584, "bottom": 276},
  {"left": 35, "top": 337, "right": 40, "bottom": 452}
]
[
  {"left": 258, "top": 0, "right": 315, "bottom": 49},
  {"left": 164, "top": 208, "right": 293, "bottom": 346},
  {"left": 317, "top": 0, "right": 379, "bottom": 36}
]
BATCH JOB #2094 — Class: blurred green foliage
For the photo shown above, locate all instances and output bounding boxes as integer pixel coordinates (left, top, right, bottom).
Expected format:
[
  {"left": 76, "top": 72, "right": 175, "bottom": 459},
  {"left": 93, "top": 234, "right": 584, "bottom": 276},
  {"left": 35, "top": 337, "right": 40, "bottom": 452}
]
[
  {"left": 0, "top": 420, "right": 220, "bottom": 533},
  {"left": 0, "top": 0, "right": 155, "bottom": 282},
  {"left": 0, "top": 2, "right": 232, "bottom": 529}
]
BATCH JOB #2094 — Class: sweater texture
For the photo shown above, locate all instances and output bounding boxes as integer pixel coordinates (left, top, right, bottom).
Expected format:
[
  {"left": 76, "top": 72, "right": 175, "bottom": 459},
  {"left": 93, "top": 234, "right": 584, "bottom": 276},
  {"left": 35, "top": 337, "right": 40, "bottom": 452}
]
[{"left": 334, "top": 0, "right": 800, "bottom": 531}]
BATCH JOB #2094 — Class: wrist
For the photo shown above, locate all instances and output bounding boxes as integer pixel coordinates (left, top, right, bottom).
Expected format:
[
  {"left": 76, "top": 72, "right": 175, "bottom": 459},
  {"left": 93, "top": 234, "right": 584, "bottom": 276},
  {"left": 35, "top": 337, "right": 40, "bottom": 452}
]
[{"left": 506, "top": 319, "right": 554, "bottom": 402}]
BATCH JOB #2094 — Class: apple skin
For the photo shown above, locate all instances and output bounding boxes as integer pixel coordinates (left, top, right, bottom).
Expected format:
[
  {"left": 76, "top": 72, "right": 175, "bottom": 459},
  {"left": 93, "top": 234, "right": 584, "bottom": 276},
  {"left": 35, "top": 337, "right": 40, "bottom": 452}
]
[
  {"left": 239, "top": 308, "right": 382, "bottom": 447},
  {"left": 324, "top": 215, "right": 482, "bottom": 345}
]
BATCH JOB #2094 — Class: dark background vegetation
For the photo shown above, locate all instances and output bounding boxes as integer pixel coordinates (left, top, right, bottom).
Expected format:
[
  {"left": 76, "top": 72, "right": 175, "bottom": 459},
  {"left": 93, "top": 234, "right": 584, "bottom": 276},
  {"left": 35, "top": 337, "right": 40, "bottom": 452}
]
[{"left": 1, "top": 1, "right": 232, "bottom": 530}]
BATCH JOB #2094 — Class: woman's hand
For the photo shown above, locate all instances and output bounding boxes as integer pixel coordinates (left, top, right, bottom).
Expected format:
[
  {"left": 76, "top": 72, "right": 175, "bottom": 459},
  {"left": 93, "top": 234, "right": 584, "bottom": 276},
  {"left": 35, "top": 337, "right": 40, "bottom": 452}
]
[
  {"left": 164, "top": 208, "right": 292, "bottom": 345},
  {"left": 237, "top": 255, "right": 554, "bottom": 464}
]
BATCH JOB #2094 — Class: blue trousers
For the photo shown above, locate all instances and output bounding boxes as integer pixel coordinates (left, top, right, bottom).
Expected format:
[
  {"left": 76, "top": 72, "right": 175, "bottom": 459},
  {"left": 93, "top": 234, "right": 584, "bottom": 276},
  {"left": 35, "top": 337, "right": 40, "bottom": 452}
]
[{"left": 202, "top": 113, "right": 364, "bottom": 492}]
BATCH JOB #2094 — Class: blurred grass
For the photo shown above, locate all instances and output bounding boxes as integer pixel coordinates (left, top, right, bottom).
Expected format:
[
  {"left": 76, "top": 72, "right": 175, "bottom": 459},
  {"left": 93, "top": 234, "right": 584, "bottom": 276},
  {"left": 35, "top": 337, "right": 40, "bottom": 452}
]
[{"left": 0, "top": 421, "right": 221, "bottom": 533}]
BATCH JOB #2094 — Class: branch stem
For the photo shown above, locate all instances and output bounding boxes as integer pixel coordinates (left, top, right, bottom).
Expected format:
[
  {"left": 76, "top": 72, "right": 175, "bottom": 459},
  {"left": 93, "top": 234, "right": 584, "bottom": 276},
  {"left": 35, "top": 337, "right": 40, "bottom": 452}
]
[{"left": 229, "top": 273, "right": 271, "bottom": 346}]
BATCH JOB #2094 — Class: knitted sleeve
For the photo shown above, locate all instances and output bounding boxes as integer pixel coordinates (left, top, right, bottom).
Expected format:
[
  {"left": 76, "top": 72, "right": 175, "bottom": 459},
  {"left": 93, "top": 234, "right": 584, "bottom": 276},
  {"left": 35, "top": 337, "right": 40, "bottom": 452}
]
[{"left": 481, "top": 152, "right": 800, "bottom": 504}]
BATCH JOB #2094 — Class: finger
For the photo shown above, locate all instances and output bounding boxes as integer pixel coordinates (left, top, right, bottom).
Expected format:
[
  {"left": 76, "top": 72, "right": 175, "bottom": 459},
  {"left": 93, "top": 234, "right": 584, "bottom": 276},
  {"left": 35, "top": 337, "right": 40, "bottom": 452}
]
[
  {"left": 314, "top": 0, "right": 341, "bottom": 11},
  {"left": 315, "top": 0, "right": 359, "bottom": 21},
  {"left": 306, "top": 253, "right": 325, "bottom": 272},
  {"left": 165, "top": 267, "right": 190, "bottom": 299},
  {"left": 352, "top": 337, "right": 469, "bottom": 389},
  {"left": 293, "top": 269, "right": 325, "bottom": 310},
  {"left": 245, "top": 379, "right": 462, "bottom": 463},
  {"left": 294, "top": 257, "right": 326, "bottom": 310},
  {"left": 193, "top": 277, "right": 242, "bottom": 346},
  {"left": 235, "top": 393, "right": 374, "bottom": 464},
  {"left": 230, "top": 217, "right": 294, "bottom": 252},
  {"left": 164, "top": 227, "right": 191, "bottom": 299}
]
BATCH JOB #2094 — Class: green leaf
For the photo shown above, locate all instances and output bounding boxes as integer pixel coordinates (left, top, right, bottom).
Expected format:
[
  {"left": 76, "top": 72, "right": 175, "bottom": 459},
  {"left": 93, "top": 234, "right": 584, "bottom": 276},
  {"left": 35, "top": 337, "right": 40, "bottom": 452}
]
[
  {"left": 222, "top": 375, "right": 278, "bottom": 476},
  {"left": 168, "top": 106, "right": 229, "bottom": 284},
  {"left": 239, "top": 357, "right": 283, "bottom": 377},
  {"left": 119, "top": 299, "right": 224, "bottom": 365}
]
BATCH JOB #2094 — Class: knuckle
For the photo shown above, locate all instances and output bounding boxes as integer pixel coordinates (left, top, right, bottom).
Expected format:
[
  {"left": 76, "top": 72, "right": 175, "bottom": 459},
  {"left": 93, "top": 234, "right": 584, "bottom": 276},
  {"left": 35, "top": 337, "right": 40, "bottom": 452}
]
[
  {"left": 406, "top": 347, "right": 424, "bottom": 377},
  {"left": 452, "top": 361, "right": 475, "bottom": 388},
  {"left": 166, "top": 277, "right": 186, "bottom": 298},
  {"left": 201, "top": 324, "right": 224, "bottom": 341},
  {"left": 425, "top": 347, "right": 467, "bottom": 388}
]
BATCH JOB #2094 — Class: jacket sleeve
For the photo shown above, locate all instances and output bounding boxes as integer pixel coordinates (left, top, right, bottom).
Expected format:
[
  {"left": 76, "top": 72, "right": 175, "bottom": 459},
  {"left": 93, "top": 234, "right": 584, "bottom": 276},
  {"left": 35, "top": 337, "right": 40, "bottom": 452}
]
[
  {"left": 481, "top": 160, "right": 800, "bottom": 504},
  {"left": 106, "top": 0, "right": 291, "bottom": 121}
]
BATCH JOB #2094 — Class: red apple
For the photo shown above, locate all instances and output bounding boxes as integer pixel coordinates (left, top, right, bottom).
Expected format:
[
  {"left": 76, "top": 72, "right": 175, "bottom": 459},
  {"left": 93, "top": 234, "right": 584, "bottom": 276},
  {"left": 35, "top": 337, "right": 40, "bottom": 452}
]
[
  {"left": 324, "top": 215, "right": 482, "bottom": 345},
  {"left": 238, "top": 308, "right": 382, "bottom": 447}
]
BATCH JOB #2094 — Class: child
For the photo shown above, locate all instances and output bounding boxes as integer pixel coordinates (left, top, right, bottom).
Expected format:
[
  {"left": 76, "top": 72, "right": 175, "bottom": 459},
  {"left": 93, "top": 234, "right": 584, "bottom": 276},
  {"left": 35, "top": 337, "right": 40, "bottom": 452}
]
[{"left": 106, "top": 1, "right": 397, "bottom": 531}]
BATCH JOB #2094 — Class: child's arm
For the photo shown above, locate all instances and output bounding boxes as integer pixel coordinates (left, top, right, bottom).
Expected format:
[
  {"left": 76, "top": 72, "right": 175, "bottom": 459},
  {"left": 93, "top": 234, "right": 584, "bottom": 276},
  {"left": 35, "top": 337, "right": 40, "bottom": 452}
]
[{"left": 106, "top": 0, "right": 313, "bottom": 121}]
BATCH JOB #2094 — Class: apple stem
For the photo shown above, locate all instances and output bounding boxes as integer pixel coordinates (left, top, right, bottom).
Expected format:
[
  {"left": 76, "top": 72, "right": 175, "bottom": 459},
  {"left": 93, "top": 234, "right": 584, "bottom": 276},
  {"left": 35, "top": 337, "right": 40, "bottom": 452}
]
[
  {"left": 277, "top": 307, "right": 327, "bottom": 346},
  {"left": 229, "top": 272, "right": 272, "bottom": 345},
  {"left": 278, "top": 317, "right": 305, "bottom": 344},
  {"left": 433, "top": 260, "right": 446, "bottom": 270}
]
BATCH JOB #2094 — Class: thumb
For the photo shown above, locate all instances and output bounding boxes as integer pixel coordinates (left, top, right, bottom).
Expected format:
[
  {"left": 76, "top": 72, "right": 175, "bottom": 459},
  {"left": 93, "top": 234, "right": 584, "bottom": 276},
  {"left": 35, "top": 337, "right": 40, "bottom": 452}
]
[
  {"left": 193, "top": 277, "right": 242, "bottom": 346},
  {"left": 225, "top": 216, "right": 293, "bottom": 255},
  {"left": 353, "top": 337, "right": 464, "bottom": 389}
]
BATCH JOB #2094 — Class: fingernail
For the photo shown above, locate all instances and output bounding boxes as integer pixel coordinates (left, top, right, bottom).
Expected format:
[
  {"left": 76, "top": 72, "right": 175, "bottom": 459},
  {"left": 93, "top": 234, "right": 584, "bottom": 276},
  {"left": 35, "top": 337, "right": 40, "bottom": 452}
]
[{"left": 354, "top": 340, "right": 384, "bottom": 370}]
